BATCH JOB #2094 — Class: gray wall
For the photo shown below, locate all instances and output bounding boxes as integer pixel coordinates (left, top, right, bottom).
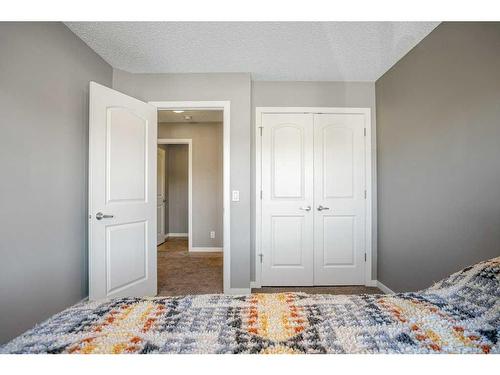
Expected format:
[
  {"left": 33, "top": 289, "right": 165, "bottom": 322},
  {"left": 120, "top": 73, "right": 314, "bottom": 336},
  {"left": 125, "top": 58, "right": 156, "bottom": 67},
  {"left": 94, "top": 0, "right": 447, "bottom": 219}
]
[
  {"left": 160, "top": 123, "right": 223, "bottom": 247},
  {"left": 376, "top": 22, "right": 500, "bottom": 292},
  {"left": 0, "top": 22, "right": 112, "bottom": 343},
  {"left": 251, "top": 81, "right": 377, "bottom": 281},
  {"left": 113, "top": 70, "right": 251, "bottom": 288},
  {"left": 165, "top": 144, "right": 189, "bottom": 234}
]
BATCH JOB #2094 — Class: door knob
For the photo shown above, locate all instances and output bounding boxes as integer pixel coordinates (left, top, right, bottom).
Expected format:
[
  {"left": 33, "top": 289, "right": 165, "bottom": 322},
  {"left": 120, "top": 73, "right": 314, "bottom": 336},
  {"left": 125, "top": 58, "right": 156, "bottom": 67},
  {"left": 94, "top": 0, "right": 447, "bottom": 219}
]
[
  {"left": 299, "top": 206, "right": 311, "bottom": 211},
  {"left": 317, "top": 205, "right": 330, "bottom": 211},
  {"left": 96, "top": 212, "right": 114, "bottom": 220}
]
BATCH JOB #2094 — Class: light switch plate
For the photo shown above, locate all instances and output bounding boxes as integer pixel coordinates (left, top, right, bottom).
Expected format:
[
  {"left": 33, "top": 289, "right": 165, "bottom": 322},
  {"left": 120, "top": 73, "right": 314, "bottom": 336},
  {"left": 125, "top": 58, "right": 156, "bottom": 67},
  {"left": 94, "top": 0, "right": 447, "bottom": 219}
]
[{"left": 232, "top": 190, "right": 240, "bottom": 202}]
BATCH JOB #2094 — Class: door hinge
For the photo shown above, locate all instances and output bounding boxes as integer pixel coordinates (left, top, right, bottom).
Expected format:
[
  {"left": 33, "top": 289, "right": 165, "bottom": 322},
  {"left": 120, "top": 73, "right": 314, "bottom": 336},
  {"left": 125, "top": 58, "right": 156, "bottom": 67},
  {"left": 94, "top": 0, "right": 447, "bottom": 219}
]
[
  {"left": 364, "top": 190, "right": 367, "bottom": 199},
  {"left": 259, "top": 126, "right": 263, "bottom": 136},
  {"left": 260, "top": 190, "right": 263, "bottom": 199},
  {"left": 364, "top": 128, "right": 366, "bottom": 136},
  {"left": 259, "top": 253, "right": 263, "bottom": 263},
  {"left": 364, "top": 253, "right": 367, "bottom": 262}
]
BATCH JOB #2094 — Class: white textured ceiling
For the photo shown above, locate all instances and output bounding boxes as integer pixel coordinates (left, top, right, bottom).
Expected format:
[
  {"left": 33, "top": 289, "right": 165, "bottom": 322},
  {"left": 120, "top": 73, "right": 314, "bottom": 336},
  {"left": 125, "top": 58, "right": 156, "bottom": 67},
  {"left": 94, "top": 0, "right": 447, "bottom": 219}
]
[{"left": 66, "top": 22, "right": 439, "bottom": 81}]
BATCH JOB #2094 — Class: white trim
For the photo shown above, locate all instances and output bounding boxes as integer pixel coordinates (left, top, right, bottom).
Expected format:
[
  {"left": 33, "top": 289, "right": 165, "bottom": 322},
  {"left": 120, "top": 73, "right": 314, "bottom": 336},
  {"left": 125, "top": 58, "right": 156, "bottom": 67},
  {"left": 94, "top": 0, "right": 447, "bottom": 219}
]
[
  {"left": 363, "top": 108, "right": 374, "bottom": 287},
  {"left": 254, "top": 107, "right": 375, "bottom": 288},
  {"left": 158, "top": 139, "right": 193, "bottom": 251},
  {"left": 250, "top": 281, "right": 260, "bottom": 289},
  {"left": 151, "top": 101, "right": 231, "bottom": 295},
  {"left": 365, "top": 279, "right": 378, "bottom": 287},
  {"left": 254, "top": 108, "right": 263, "bottom": 290},
  {"left": 88, "top": 84, "right": 95, "bottom": 298},
  {"left": 226, "top": 288, "right": 251, "bottom": 295},
  {"left": 166, "top": 232, "right": 189, "bottom": 238},
  {"left": 377, "top": 281, "right": 395, "bottom": 294},
  {"left": 190, "top": 247, "right": 223, "bottom": 252}
]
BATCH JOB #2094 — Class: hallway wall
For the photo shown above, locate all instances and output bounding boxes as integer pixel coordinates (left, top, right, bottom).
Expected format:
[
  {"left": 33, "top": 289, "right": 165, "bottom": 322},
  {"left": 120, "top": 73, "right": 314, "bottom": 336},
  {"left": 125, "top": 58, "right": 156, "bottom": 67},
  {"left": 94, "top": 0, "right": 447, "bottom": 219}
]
[
  {"left": 160, "top": 122, "right": 223, "bottom": 248},
  {"left": 166, "top": 144, "right": 189, "bottom": 235}
]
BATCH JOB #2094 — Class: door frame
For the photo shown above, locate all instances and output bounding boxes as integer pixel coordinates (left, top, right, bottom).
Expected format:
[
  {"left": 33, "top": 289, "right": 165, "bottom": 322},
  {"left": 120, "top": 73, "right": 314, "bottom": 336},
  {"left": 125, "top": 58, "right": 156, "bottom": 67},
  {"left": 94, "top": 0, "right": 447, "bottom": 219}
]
[
  {"left": 157, "top": 139, "right": 193, "bottom": 246},
  {"left": 157, "top": 147, "right": 167, "bottom": 245},
  {"left": 150, "top": 101, "right": 231, "bottom": 294},
  {"left": 254, "top": 107, "right": 375, "bottom": 288}
]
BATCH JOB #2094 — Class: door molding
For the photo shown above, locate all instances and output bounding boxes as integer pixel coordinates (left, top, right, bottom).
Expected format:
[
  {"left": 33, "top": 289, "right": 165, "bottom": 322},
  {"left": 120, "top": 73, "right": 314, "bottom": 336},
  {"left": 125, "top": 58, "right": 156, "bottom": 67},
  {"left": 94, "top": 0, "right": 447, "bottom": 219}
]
[
  {"left": 157, "top": 138, "right": 193, "bottom": 251},
  {"left": 254, "top": 107, "right": 375, "bottom": 288},
  {"left": 150, "top": 101, "right": 233, "bottom": 295}
]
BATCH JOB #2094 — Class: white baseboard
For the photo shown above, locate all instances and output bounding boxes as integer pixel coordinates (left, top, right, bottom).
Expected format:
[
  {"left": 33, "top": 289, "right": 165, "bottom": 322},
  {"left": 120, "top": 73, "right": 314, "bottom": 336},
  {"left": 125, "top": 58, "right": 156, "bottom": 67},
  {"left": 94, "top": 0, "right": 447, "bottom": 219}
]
[
  {"left": 250, "top": 281, "right": 261, "bottom": 289},
  {"left": 189, "top": 247, "right": 223, "bottom": 252},
  {"left": 251, "top": 280, "right": 383, "bottom": 291},
  {"left": 377, "top": 281, "right": 395, "bottom": 294},
  {"left": 226, "top": 288, "right": 251, "bottom": 295},
  {"left": 166, "top": 233, "right": 188, "bottom": 238},
  {"left": 365, "top": 279, "right": 378, "bottom": 287}
]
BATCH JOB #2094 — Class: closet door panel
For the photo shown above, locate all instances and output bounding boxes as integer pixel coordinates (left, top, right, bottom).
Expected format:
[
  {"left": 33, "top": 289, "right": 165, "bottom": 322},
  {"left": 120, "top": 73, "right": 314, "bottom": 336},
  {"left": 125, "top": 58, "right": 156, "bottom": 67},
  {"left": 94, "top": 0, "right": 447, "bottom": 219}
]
[
  {"left": 260, "top": 113, "right": 314, "bottom": 286},
  {"left": 313, "top": 113, "right": 366, "bottom": 285}
]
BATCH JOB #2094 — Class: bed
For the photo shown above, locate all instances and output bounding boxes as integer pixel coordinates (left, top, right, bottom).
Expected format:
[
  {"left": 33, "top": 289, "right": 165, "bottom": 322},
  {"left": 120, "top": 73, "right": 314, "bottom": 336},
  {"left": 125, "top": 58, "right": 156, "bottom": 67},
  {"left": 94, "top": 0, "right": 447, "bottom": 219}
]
[{"left": 1, "top": 257, "right": 498, "bottom": 354}]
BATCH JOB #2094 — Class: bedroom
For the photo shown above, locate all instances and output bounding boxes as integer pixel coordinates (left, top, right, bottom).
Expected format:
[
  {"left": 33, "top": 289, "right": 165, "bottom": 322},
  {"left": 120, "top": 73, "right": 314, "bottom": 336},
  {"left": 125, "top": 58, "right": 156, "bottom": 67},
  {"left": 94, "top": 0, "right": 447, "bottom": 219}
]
[{"left": 0, "top": 0, "right": 499, "bottom": 373}]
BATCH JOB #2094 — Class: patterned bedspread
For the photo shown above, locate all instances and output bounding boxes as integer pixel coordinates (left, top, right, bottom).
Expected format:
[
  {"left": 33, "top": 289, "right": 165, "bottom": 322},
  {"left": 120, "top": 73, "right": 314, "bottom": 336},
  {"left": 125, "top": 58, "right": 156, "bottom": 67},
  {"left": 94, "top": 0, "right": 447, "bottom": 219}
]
[{"left": 2, "top": 257, "right": 499, "bottom": 354}]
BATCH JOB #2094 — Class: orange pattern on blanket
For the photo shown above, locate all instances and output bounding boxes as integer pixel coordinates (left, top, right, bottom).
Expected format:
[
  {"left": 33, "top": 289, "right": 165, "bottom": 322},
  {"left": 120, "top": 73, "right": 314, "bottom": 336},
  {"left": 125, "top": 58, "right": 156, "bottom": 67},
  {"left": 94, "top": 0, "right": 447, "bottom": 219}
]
[
  {"left": 66, "top": 301, "right": 162, "bottom": 354},
  {"left": 243, "top": 293, "right": 309, "bottom": 341}
]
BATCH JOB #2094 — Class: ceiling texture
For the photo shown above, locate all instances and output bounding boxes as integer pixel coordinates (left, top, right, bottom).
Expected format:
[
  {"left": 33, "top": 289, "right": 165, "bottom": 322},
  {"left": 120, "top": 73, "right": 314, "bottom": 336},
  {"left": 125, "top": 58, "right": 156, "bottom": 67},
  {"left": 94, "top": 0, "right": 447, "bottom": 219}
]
[{"left": 66, "top": 22, "right": 439, "bottom": 81}]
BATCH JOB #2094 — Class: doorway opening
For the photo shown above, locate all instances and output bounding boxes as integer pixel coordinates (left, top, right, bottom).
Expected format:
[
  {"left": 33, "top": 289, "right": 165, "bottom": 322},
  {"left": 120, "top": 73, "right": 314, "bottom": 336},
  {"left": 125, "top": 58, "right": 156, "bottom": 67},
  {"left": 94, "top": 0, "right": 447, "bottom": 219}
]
[
  {"left": 156, "top": 108, "right": 225, "bottom": 295},
  {"left": 157, "top": 140, "right": 192, "bottom": 246}
]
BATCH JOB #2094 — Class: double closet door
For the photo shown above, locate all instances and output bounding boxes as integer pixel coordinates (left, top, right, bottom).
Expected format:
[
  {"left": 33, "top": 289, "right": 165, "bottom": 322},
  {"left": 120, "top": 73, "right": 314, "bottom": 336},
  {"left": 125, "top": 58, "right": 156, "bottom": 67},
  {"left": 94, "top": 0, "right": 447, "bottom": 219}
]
[{"left": 260, "top": 112, "right": 367, "bottom": 286}]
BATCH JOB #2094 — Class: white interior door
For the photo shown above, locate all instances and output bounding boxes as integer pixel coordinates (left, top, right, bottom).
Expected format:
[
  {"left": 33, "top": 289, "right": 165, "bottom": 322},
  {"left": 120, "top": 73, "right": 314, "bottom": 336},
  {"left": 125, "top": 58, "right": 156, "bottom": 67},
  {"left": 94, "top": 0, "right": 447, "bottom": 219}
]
[
  {"left": 89, "top": 82, "right": 157, "bottom": 300},
  {"left": 313, "top": 113, "right": 366, "bottom": 285},
  {"left": 157, "top": 148, "right": 166, "bottom": 245},
  {"left": 260, "top": 113, "right": 314, "bottom": 286}
]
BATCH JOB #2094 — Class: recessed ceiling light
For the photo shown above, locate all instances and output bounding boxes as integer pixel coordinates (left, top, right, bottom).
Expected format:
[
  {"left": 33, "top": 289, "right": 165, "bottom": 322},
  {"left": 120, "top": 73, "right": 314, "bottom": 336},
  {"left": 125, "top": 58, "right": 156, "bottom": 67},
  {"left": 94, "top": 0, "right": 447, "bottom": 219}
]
[
  {"left": 173, "top": 110, "right": 184, "bottom": 113},
  {"left": 184, "top": 115, "right": 192, "bottom": 121}
]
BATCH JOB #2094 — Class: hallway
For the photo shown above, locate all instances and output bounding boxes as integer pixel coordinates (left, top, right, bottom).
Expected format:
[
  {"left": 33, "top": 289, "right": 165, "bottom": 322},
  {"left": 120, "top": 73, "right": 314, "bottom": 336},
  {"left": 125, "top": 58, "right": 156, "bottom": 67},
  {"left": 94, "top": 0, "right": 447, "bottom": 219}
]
[{"left": 157, "top": 238, "right": 223, "bottom": 296}]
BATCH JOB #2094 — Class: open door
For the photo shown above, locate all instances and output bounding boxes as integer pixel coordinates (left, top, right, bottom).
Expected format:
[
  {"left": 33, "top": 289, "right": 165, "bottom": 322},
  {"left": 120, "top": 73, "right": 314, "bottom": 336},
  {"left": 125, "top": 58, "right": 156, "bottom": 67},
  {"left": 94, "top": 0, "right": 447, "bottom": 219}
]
[{"left": 89, "top": 82, "right": 157, "bottom": 300}]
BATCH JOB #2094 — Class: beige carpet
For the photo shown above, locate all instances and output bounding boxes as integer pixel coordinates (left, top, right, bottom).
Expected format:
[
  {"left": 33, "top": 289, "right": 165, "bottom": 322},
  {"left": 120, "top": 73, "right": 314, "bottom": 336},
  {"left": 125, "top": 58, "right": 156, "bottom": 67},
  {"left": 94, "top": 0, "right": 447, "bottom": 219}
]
[
  {"left": 157, "top": 238, "right": 381, "bottom": 296},
  {"left": 157, "top": 238, "right": 223, "bottom": 296}
]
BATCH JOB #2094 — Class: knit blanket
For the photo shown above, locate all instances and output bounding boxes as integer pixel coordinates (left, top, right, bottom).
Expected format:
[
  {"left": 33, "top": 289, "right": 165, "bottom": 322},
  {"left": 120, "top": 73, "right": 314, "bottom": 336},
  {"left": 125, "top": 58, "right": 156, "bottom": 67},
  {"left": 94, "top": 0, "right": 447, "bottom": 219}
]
[{"left": 1, "top": 257, "right": 498, "bottom": 354}]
